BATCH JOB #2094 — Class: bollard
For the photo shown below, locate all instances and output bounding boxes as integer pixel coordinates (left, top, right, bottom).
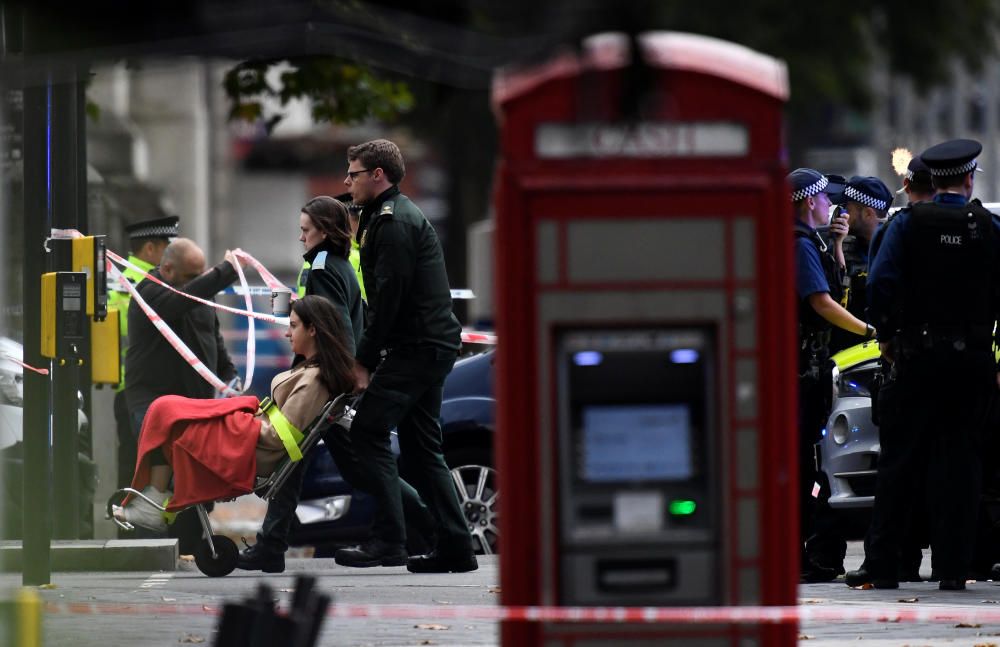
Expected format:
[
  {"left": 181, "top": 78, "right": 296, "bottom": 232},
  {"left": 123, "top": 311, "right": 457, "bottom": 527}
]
[
  {"left": 14, "top": 588, "right": 43, "bottom": 647},
  {"left": 213, "top": 575, "right": 328, "bottom": 647}
]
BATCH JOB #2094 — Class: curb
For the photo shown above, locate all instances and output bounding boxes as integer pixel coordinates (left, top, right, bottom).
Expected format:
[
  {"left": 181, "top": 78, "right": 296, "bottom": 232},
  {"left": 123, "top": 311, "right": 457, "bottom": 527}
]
[{"left": 0, "top": 540, "right": 178, "bottom": 572}]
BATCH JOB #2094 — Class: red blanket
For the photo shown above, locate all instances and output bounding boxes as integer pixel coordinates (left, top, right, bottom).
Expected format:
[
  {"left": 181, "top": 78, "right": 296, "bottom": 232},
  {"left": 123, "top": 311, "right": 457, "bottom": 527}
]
[{"left": 132, "top": 395, "right": 262, "bottom": 511}]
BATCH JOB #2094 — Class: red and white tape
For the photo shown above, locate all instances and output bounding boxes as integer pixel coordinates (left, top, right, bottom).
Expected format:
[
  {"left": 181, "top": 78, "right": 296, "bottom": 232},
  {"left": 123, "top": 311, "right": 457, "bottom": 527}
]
[
  {"left": 38, "top": 600, "right": 1000, "bottom": 625},
  {"left": 107, "top": 260, "right": 238, "bottom": 397}
]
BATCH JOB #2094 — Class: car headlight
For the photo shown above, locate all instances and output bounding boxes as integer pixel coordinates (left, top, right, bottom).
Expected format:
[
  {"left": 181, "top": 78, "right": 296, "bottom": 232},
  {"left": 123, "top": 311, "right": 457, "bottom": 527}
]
[
  {"left": 837, "top": 364, "right": 876, "bottom": 398},
  {"left": 0, "top": 367, "right": 23, "bottom": 406}
]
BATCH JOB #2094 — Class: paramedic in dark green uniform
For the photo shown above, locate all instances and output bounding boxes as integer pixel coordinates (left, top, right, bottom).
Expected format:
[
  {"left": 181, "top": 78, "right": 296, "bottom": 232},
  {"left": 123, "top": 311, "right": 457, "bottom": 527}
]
[{"left": 339, "top": 139, "right": 477, "bottom": 573}]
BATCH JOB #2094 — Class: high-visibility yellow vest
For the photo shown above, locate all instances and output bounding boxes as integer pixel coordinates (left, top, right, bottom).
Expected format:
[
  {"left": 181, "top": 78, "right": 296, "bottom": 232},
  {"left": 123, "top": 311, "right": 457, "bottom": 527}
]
[
  {"left": 258, "top": 397, "right": 304, "bottom": 462},
  {"left": 108, "top": 255, "right": 155, "bottom": 391}
]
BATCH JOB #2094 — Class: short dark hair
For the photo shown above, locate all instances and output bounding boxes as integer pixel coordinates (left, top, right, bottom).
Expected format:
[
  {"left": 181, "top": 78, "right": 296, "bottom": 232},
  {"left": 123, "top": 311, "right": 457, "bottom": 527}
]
[
  {"left": 932, "top": 172, "right": 969, "bottom": 191},
  {"left": 347, "top": 139, "right": 405, "bottom": 184},
  {"left": 301, "top": 196, "right": 353, "bottom": 260},
  {"left": 129, "top": 236, "right": 168, "bottom": 256}
]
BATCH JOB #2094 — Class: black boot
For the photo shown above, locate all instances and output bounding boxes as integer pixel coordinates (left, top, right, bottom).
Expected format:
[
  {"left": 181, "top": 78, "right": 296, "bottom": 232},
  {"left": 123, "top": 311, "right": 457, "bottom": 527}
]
[
  {"left": 406, "top": 549, "right": 478, "bottom": 574},
  {"left": 236, "top": 539, "right": 285, "bottom": 573},
  {"left": 335, "top": 539, "right": 408, "bottom": 568},
  {"left": 845, "top": 566, "right": 898, "bottom": 589}
]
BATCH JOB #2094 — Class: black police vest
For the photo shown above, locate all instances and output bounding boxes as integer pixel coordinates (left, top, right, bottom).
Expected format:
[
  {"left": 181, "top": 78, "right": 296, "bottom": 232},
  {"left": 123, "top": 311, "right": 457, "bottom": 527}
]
[
  {"left": 795, "top": 222, "right": 844, "bottom": 336},
  {"left": 900, "top": 199, "right": 995, "bottom": 334}
]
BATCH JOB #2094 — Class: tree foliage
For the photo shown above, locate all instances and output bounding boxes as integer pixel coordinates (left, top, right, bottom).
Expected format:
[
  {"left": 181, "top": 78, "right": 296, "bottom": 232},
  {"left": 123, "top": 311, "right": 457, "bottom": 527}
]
[{"left": 223, "top": 57, "right": 414, "bottom": 132}]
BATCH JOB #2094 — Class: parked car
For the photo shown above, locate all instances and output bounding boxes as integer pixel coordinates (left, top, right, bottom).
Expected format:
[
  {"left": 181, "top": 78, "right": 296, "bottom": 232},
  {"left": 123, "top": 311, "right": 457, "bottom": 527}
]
[
  {"left": 819, "top": 340, "right": 881, "bottom": 518},
  {"left": 288, "top": 348, "right": 498, "bottom": 555},
  {"left": 0, "top": 336, "right": 93, "bottom": 538}
]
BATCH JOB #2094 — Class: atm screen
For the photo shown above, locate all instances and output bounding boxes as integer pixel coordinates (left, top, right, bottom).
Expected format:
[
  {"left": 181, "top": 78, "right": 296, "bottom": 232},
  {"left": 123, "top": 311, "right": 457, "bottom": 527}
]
[{"left": 582, "top": 404, "right": 693, "bottom": 482}]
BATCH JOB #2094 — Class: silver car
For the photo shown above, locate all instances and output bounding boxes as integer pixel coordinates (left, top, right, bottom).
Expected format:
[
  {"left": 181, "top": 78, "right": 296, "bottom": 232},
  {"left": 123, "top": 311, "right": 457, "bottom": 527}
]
[{"left": 820, "top": 341, "right": 881, "bottom": 512}]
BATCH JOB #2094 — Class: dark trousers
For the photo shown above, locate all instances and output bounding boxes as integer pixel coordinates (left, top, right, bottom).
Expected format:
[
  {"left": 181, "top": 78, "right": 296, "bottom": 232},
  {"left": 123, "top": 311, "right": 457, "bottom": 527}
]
[
  {"left": 255, "top": 421, "right": 435, "bottom": 554},
  {"left": 862, "top": 372, "right": 925, "bottom": 578},
  {"left": 350, "top": 347, "right": 472, "bottom": 554},
  {"left": 867, "top": 354, "right": 991, "bottom": 580},
  {"left": 800, "top": 370, "right": 847, "bottom": 569},
  {"left": 114, "top": 390, "right": 137, "bottom": 490}
]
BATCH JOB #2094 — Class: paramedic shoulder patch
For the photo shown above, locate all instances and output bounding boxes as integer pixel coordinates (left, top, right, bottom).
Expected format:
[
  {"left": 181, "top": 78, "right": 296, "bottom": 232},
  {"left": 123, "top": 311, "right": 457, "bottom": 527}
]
[
  {"left": 380, "top": 201, "right": 394, "bottom": 215},
  {"left": 312, "top": 250, "right": 328, "bottom": 270}
]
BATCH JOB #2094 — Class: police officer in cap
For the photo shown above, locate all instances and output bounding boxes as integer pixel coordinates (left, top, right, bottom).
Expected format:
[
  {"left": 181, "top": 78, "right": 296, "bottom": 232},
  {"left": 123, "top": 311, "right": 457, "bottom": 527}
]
[
  {"left": 107, "top": 216, "right": 180, "bottom": 492},
  {"left": 828, "top": 176, "right": 894, "bottom": 354},
  {"left": 847, "top": 157, "right": 934, "bottom": 588},
  {"left": 790, "top": 168, "right": 876, "bottom": 582},
  {"left": 866, "top": 139, "right": 1000, "bottom": 590}
]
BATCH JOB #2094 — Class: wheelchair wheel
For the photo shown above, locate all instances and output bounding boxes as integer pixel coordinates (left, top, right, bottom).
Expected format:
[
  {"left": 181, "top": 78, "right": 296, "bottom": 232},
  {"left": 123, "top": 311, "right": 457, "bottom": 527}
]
[{"left": 194, "top": 535, "right": 238, "bottom": 577}]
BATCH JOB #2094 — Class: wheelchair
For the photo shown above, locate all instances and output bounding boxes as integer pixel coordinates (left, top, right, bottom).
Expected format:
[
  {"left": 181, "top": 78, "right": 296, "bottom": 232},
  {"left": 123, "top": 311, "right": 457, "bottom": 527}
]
[{"left": 106, "top": 393, "right": 355, "bottom": 577}]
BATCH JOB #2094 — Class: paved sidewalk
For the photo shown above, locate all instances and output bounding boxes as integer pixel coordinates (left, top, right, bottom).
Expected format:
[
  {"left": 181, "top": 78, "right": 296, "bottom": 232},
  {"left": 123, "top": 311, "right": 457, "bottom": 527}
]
[{"left": 6, "top": 544, "right": 1000, "bottom": 645}]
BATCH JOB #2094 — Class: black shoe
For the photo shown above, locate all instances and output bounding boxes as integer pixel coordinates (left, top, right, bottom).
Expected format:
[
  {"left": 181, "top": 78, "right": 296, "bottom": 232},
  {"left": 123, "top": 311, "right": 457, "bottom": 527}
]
[
  {"left": 335, "top": 539, "right": 407, "bottom": 568},
  {"left": 845, "top": 567, "right": 898, "bottom": 589},
  {"left": 939, "top": 579, "right": 966, "bottom": 591},
  {"left": 406, "top": 549, "right": 479, "bottom": 574},
  {"left": 236, "top": 539, "right": 285, "bottom": 573},
  {"left": 800, "top": 560, "right": 839, "bottom": 583}
]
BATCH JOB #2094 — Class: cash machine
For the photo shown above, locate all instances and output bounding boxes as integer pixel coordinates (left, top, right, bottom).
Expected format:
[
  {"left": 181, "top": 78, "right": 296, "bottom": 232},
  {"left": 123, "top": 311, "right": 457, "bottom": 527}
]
[{"left": 493, "top": 32, "right": 797, "bottom": 646}]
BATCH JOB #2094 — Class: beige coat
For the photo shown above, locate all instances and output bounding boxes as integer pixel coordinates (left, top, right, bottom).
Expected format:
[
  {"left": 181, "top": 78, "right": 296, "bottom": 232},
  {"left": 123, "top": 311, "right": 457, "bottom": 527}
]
[{"left": 255, "top": 365, "right": 332, "bottom": 476}]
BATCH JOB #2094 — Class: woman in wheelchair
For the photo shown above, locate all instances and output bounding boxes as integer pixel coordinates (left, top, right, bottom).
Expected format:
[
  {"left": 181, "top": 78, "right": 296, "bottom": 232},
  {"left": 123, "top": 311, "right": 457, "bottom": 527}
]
[{"left": 114, "top": 295, "right": 355, "bottom": 532}]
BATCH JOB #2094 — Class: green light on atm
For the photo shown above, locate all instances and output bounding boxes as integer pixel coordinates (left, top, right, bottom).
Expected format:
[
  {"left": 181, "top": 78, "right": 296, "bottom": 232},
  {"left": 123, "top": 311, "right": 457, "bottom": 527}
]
[{"left": 669, "top": 500, "right": 697, "bottom": 516}]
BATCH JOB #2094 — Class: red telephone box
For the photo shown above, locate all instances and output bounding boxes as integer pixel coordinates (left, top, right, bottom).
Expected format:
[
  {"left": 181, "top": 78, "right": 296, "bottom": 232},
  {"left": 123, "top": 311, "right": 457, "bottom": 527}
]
[{"left": 493, "top": 32, "right": 797, "bottom": 646}]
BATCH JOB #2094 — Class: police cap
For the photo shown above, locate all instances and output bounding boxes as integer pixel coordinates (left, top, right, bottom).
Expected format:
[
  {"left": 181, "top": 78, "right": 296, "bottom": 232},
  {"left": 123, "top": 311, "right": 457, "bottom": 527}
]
[
  {"left": 125, "top": 215, "right": 180, "bottom": 240},
  {"left": 897, "top": 154, "right": 932, "bottom": 194},
  {"left": 787, "top": 168, "right": 841, "bottom": 202},
  {"left": 334, "top": 192, "right": 361, "bottom": 215},
  {"left": 843, "top": 176, "right": 893, "bottom": 212},
  {"left": 920, "top": 138, "right": 984, "bottom": 176}
]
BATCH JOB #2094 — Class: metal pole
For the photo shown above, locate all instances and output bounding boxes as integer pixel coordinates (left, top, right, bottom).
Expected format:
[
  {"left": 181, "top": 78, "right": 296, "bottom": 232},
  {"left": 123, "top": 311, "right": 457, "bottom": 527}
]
[
  {"left": 50, "top": 78, "right": 81, "bottom": 540},
  {"left": 21, "top": 77, "right": 52, "bottom": 584}
]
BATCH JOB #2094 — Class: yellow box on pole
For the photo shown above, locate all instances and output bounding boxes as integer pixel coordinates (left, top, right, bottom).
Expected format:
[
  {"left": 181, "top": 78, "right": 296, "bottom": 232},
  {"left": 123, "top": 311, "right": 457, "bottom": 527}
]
[
  {"left": 14, "top": 588, "right": 42, "bottom": 647},
  {"left": 91, "top": 308, "right": 120, "bottom": 384},
  {"left": 40, "top": 273, "right": 56, "bottom": 359},
  {"left": 71, "top": 235, "right": 108, "bottom": 321},
  {"left": 40, "top": 272, "right": 87, "bottom": 361}
]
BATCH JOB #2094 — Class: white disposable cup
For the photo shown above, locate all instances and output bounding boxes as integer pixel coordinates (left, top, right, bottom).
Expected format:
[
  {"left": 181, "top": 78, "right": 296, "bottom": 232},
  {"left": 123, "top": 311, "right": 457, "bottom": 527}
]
[{"left": 271, "top": 288, "right": 292, "bottom": 317}]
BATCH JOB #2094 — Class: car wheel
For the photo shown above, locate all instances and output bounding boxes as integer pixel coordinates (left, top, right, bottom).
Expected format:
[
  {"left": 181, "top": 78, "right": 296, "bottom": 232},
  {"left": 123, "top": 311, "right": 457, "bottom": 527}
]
[{"left": 446, "top": 448, "right": 498, "bottom": 556}]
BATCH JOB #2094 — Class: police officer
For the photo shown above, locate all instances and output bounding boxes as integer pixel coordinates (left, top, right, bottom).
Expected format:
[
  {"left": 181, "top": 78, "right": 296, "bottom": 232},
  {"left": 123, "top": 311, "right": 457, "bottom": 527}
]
[
  {"left": 790, "top": 168, "right": 876, "bottom": 582},
  {"left": 866, "top": 139, "right": 1000, "bottom": 591},
  {"left": 339, "top": 139, "right": 477, "bottom": 573},
  {"left": 847, "top": 155, "right": 933, "bottom": 588},
  {"left": 106, "top": 216, "right": 180, "bottom": 491},
  {"left": 828, "top": 177, "right": 894, "bottom": 354}
]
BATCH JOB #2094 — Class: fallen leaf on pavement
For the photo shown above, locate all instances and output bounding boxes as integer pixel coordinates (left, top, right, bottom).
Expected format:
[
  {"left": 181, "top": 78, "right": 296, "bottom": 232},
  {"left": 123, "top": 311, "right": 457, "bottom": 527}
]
[
  {"left": 801, "top": 599, "right": 825, "bottom": 604},
  {"left": 798, "top": 634, "right": 813, "bottom": 640},
  {"left": 419, "top": 642, "right": 436, "bottom": 646},
  {"left": 415, "top": 624, "right": 450, "bottom": 631},
  {"left": 488, "top": 587, "right": 501, "bottom": 594},
  {"left": 974, "top": 643, "right": 998, "bottom": 647},
  {"left": 178, "top": 634, "right": 205, "bottom": 643},
  {"left": 849, "top": 583, "right": 873, "bottom": 590},
  {"left": 957, "top": 623, "right": 983, "bottom": 628},
  {"left": 179, "top": 555, "right": 194, "bottom": 562},
  {"left": 898, "top": 597, "right": 919, "bottom": 603},
  {"left": 38, "top": 584, "right": 57, "bottom": 590}
]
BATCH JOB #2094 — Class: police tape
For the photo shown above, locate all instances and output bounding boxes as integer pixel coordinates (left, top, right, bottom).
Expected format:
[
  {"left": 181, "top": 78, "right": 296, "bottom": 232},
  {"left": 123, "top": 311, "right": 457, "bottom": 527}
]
[
  {"left": 36, "top": 600, "right": 1000, "bottom": 625},
  {"left": 1, "top": 353, "right": 49, "bottom": 376},
  {"left": 106, "top": 259, "right": 239, "bottom": 397}
]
